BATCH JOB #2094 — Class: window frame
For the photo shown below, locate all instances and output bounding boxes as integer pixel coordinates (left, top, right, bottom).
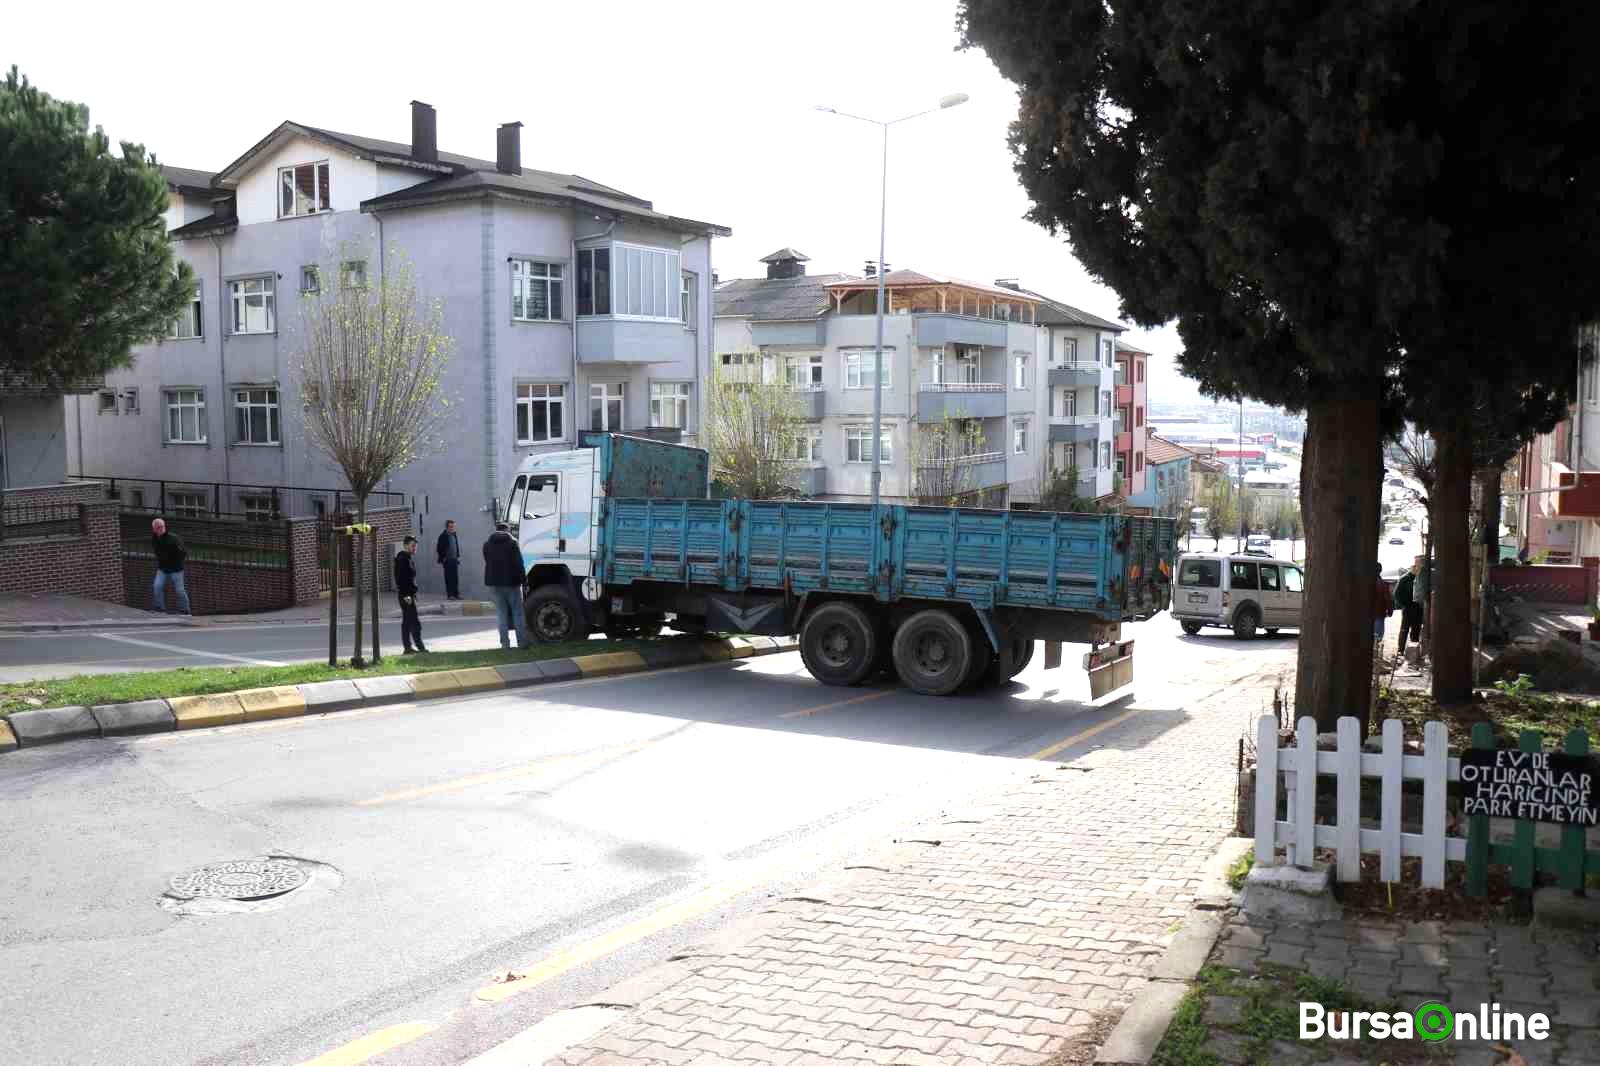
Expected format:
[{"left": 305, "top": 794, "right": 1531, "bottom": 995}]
[
  {"left": 589, "top": 381, "right": 625, "bottom": 432},
  {"left": 341, "top": 260, "right": 367, "bottom": 291},
  {"left": 511, "top": 258, "right": 565, "bottom": 322},
  {"left": 649, "top": 381, "right": 692, "bottom": 429},
  {"left": 277, "top": 160, "right": 331, "bottom": 218},
  {"left": 122, "top": 387, "right": 139, "bottom": 414},
  {"left": 843, "top": 349, "right": 892, "bottom": 390},
  {"left": 97, "top": 390, "right": 118, "bottom": 414},
  {"left": 232, "top": 386, "right": 281, "bottom": 447},
  {"left": 169, "top": 283, "right": 203, "bottom": 340},
  {"left": 1013, "top": 420, "right": 1028, "bottom": 454},
  {"left": 1013, "top": 353, "right": 1028, "bottom": 390},
  {"left": 681, "top": 270, "right": 697, "bottom": 327},
  {"left": 1285, "top": 567, "right": 1305, "bottom": 593},
  {"left": 300, "top": 265, "right": 320, "bottom": 294},
  {"left": 784, "top": 426, "right": 823, "bottom": 462},
  {"left": 783, "top": 353, "right": 824, "bottom": 389},
  {"left": 241, "top": 496, "right": 277, "bottom": 522},
  {"left": 514, "top": 382, "right": 567, "bottom": 445},
  {"left": 845, "top": 426, "right": 893, "bottom": 464},
  {"left": 168, "top": 490, "right": 208, "bottom": 517},
  {"left": 1229, "top": 560, "right": 1260, "bottom": 590},
  {"left": 163, "top": 388, "right": 208, "bottom": 445},
  {"left": 229, "top": 275, "right": 276, "bottom": 335},
  {"left": 578, "top": 242, "right": 681, "bottom": 321}
]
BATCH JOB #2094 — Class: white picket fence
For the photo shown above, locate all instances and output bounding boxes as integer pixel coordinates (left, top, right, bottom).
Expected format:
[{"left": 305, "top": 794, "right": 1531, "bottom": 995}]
[{"left": 1254, "top": 715, "right": 1466, "bottom": 888}]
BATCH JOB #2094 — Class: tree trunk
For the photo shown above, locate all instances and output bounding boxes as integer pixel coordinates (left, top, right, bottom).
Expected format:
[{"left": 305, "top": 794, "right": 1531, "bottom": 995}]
[
  {"left": 1295, "top": 385, "right": 1383, "bottom": 734},
  {"left": 1478, "top": 464, "right": 1502, "bottom": 553},
  {"left": 351, "top": 499, "right": 366, "bottom": 668},
  {"left": 1431, "top": 420, "right": 1474, "bottom": 704}
]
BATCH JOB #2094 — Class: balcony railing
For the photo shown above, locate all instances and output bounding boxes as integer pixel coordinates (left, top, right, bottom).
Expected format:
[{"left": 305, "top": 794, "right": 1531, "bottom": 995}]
[
  {"left": 918, "top": 450, "right": 1005, "bottom": 466},
  {"left": 1049, "top": 414, "right": 1101, "bottom": 425},
  {"left": 918, "top": 382, "right": 1005, "bottom": 392}
]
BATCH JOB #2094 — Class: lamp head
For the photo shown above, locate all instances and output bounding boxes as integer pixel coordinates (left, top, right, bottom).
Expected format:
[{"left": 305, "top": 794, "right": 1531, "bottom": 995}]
[{"left": 939, "top": 93, "right": 970, "bottom": 109}]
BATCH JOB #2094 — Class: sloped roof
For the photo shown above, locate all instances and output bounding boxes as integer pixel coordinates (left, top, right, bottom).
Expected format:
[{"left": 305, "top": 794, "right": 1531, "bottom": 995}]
[
  {"left": 999, "top": 283, "right": 1125, "bottom": 331},
  {"left": 824, "top": 270, "right": 1039, "bottom": 303},
  {"left": 1116, "top": 338, "right": 1153, "bottom": 356},
  {"left": 715, "top": 273, "right": 854, "bottom": 320},
  {"left": 760, "top": 247, "right": 809, "bottom": 263},
  {"left": 1146, "top": 434, "right": 1196, "bottom": 465},
  {"left": 169, "top": 213, "right": 237, "bottom": 240},
  {"left": 160, "top": 165, "right": 216, "bottom": 196}
]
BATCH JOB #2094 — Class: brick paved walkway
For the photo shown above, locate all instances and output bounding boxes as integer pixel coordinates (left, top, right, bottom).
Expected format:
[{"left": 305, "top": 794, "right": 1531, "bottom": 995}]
[
  {"left": 1207, "top": 911, "right": 1600, "bottom": 1065},
  {"left": 547, "top": 656, "right": 1294, "bottom": 1065}
]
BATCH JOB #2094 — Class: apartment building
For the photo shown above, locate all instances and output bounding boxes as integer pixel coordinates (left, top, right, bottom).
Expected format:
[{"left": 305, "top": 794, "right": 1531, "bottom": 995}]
[
  {"left": 1115, "top": 339, "right": 1151, "bottom": 501},
  {"left": 66, "top": 101, "right": 727, "bottom": 595},
  {"left": 713, "top": 253, "right": 1130, "bottom": 507}
]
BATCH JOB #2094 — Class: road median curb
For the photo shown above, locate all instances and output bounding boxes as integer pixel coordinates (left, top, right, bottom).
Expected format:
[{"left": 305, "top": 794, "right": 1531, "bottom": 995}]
[{"left": 1, "top": 636, "right": 796, "bottom": 755}]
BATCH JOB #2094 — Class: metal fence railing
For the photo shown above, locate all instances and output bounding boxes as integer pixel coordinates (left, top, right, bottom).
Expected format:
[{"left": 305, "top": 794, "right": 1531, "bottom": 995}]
[
  {"left": 82, "top": 476, "right": 404, "bottom": 522},
  {"left": 0, "top": 501, "right": 83, "bottom": 541},
  {"left": 120, "top": 512, "right": 290, "bottom": 568}
]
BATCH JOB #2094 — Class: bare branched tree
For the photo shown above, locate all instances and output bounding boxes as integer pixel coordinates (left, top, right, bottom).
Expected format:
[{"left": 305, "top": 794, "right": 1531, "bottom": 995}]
[
  {"left": 703, "top": 357, "right": 805, "bottom": 499},
  {"left": 910, "top": 414, "right": 987, "bottom": 505},
  {"left": 294, "top": 244, "right": 454, "bottom": 666}
]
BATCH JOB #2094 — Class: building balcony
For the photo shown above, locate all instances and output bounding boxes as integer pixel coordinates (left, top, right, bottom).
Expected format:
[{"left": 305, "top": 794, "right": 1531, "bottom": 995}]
[
  {"left": 576, "top": 317, "right": 692, "bottom": 364},
  {"left": 1116, "top": 430, "right": 1132, "bottom": 453},
  {"left": 1047, "top": 362, "right": 1104, "bottom": 387},
  {"left": 1555, "top": 464, "right": 1600, "bottom": 517},
  {"left": 787, "top": 462, "right": 827, "bottom": 497},
  {"left": 1047, "top": 416, "right": 1103, "bottom": 444},
  {"left": 752, "top": 320, "right": 825, "bottom": 347},
  {"left": 910, "top": 313, "right": 1008, "bottom": 348},
  {"left": 916, "top": 382, "right": 1007, "bottom": 420},
  {"left": 917, "top": 451, "right": 1008, "bottom": 490},
  {"left": 1115, "top": 383, "right": 1134, "bottom": 406},
  {"left": 788, "top": 385, "right": 827, "bottom": 419}
]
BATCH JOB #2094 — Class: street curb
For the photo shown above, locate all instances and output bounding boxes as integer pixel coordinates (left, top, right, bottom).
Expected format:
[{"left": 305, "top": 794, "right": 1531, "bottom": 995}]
[
  {"left": 1092, "top": 835, "right": 1251, "bottom": 1066},
  {"left": 0, "top": 636, "right": 797, "bottom": 754},
  {"left": 0, "top": 618, "right": 201, "bottom": 634}
]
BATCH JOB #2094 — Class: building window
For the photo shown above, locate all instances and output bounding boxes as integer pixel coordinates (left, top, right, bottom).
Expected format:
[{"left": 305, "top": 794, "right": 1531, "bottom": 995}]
[
  {"left": 170, "top": 284, "right": 203, "bottom": 339},
  {"left": 98, "top": 390, "right": 117, "bottom": 414},
  {"left": 1058, "top": 389, "right": 1077, "bottom": 417},
  {"left": 1116, "top": 409, "right": 1127, "bottom": 432},
  {"left": 515, "top": 383, "right": 565, "bottom": 444},
  {"left": 578, "top": 244, "right": 681, "bottom": 319},
  {"left": 1013, "top": 421, "right": 1028, "bottom": 454},
  {"left": 846, "top": 426, "right": 892, "bottom": 463},
  {"left": 242, "top": 496, "right": 277, "bottom": 522},
  {"left": 719, "top": 351, "right": 766, "bottom": 383},
  {"left": 1137, "top": 361, "right": 1145, "bottom": 383},
  {"left": 1014, "top": 354, "right": 1028, "bottom": 390},
  {"left": 300, "top": 266, "right": 320, "bottom": 294},
  {"left": 278, "top": 161, "right": 331, "bottom": 217},
  {"left": 1102, "top": 441, "right": 1112, "bottom": 469},
  {"left": 844, "top": 349, "right": 891, "bottom": 389},
  {"left": 576, "top": 247, "right": 611, "bottom": 316},
  {"left": 1102, "top": 339, "right": 1114, "bottom": 366},
  {"left": 1116, "top": 454, "right": 1126, "bottom": 478},
  {"left": 784, "top": 353, "right": 823, "bottom": 388},
  {"left": 512, "top": 260, "right": 564, "bottom": 321},
  {"left": 164, "top": 389, "right": 206, "bottom": 443},
  {"left": 123, "top": 388, "right": 139, "bottom": 414},
  {"left": 650, "top": 382, "right": 691, "bottom": 429},
  {"left": 230, "top": 277, "right": 275, "bottom": 334},
  {"left": 1136, "top": 405, "right": 1144, "bottom": 427},
  {"left": 1101, "top": 389, "right": 1111, "bottom": 416},
  {"left": 129, "top": 488, "right": 146, "bottom": 509},
  {"left": 341, "top": 260, "right": 367, "bottom": 290},
  {"left": 1136, "top": 452, "right": 1144, "bottom": 471},
  {"left": 1058, "top": 335, "right": 1077, "bottom": 365},
  {"left": 590, "top": 382, "right": 624, "bottom": 431},
  {"left": 784, "top": 428, "right": 822, "bottom": 461},
  {"left": 681, "top": 270, "right": 697, "bottom": 325},
  {"left": 169, "top": 490, "right": 207, "bottom": 516},
  {"left": 233, "top": 388, "right": 280, "bottom": 445}
]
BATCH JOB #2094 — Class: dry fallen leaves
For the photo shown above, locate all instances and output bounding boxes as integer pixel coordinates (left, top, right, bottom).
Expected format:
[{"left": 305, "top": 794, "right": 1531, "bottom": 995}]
[{"left": 1493, "top": 1046, "right": 1530, "bottom": 1066}]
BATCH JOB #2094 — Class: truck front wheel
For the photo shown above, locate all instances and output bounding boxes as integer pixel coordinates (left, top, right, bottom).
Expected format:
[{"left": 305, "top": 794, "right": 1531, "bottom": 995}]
[
  {"left": 526, "top": 586, "right": 588, "bottom": 644},
  {"left": 800, "top": 602, "right": 879, "bottom": 686},
  {"left": 893, "top": 609, "right": 973, "bottom": 697}
]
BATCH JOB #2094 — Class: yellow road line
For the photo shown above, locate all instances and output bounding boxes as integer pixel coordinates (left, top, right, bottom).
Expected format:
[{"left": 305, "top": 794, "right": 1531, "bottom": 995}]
[
  {"left": 296, "top": 1021, "right": 436, "bottom": 1066},
  {"left": 1027, "top": 706, "right": 1143, "bottom": 761},
  {"left": 474, "top": 864, "right": 775, "bottom": 1004},
  {"left": 778, "top": 688, "right": 896, "bottom": 719},
  {"left": 354, "top": 741, "right": 651, "bottom": 806}
]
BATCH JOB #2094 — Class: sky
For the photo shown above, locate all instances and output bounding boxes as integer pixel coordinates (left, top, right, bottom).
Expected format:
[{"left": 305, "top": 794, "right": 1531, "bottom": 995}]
[{"left": 11, "top": 0, "right": 1205, "bottom": 403}]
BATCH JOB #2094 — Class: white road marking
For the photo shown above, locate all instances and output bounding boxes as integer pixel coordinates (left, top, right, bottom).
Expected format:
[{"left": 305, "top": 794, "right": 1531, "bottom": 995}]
[{"left": 94, "top": 631, "right": 286, "bottom": 667}]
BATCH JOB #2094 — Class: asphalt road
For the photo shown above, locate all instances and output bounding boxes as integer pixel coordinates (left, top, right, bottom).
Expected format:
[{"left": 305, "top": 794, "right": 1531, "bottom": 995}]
[
  {"left": 0, "top": 616, "right": 515, "bottom": 683},
  {"left": 0, "top": 614, "right": 1276, "bottom": 1066}
]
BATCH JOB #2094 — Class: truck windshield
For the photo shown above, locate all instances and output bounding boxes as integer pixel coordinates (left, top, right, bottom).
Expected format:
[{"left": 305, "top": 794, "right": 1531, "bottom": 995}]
[{"left": 1179, "top": 560, "right": 1220, "bottom": 588}]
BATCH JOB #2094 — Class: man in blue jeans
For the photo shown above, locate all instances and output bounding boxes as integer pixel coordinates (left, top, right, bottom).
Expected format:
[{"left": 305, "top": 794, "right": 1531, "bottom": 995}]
[
  {"left": 483, "top": 522, "right": 528, "bottom": 649},
  {"left": 150, "top": 517, "right": 191, "bottom": 614}
]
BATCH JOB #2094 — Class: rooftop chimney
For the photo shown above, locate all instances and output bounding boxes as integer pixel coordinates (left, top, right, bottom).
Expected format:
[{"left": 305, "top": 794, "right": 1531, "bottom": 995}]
[
  {"left": 760, "top": 247, "right": 810, "bottom": 280},
  {"left": 411, "top": 100, "right": 437, "bottom": 164},
  {"left": 496, "top": 121, "right": 523, "bottom": 175},
  {"left": 995, "top": 278, "right": 1020, "bottom": 290},
  {"left": 863, "top": 260, "right": 877, "bottom": 278}
]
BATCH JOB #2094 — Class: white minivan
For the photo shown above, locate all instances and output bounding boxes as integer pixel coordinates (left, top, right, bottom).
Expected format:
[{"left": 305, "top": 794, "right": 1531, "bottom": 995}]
[{"left": 1172, "top": 551, "right": 1304, "bottom": 638}]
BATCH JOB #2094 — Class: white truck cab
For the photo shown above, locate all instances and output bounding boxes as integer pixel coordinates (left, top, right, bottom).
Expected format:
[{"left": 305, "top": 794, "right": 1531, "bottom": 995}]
[{"left": 503, "top": 448, "right": 604, "bottom": 580}]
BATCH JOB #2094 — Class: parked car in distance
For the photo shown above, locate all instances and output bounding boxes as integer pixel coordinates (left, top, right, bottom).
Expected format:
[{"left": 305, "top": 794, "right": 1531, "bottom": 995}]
[
  {"left": 1389, "top": 536, "right": 1405, "bottom": 545},
  {"left": 1401, "top": 524, "right": 1412, "bottom": 531},
  {"left": 1172, "top": 551, "right": 1304, "bottom": 639},
  {"left": 1245, "top": 533, "right": 1273, "bottom": 553}
]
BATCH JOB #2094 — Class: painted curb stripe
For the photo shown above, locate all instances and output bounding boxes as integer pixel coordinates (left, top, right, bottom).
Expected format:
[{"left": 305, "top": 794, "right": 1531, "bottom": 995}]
[
  {"left": 0, "top": 719, "right": 16, "bottom": 752},
  {"left": 572, "top": 651, "right": 648, "bottom": 678},
  {"left": 296, "top": 1021, "right": 437, "bottom": 1066},
  {"left": 409, "top": 671, "right": 462, "bottom": 697},
  {"left": 237, "top": 686, "right": 308, "bottom": 723},
  {"left": 450, "top": 667, "right": 506, "bottom": 693},
  {"left": 169, "top": 693, "right": 246, "bottom": 730}
]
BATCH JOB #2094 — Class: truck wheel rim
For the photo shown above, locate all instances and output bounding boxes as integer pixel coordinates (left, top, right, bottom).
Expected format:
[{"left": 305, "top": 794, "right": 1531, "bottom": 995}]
[
  {"left": 912, "top": 631, "right": 952, "bottom": 674},
  {"left": 535, "top": 603, "right": 571, "bottom": 639},
  {"left": 817, "top": 623, "right": 857, "bottom": 669}
]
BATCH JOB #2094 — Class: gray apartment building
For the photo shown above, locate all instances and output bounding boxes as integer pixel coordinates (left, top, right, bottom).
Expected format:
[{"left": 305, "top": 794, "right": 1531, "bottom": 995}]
[
  {"left": 65, "top": 101, "right": 728, "bottom": 597},
  {"left": 713, "top": 251, "right": 1124, "bottom": 506}
]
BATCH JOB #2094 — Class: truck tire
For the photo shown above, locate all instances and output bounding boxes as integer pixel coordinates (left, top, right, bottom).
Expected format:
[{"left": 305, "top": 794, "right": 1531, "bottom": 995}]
[
  {"left": 1232, "top": 606, "right": 1259, "bottom": 640},
  {"left": 527, "top": 586, "right": 588, "bottom": 644},
  {"left": 980, "top": 634, "right": 1028, "bottom": 687},
  {"left": 1180, "top": 621, "right": 1203, "bottom": 636},
  {"left": 1009, "top": 637, "right": 1035, "bottom": 678},
  {"left": 800, "top": 602, "right": 878, "bottom": 686},
  {"left": 964, "top": 629, "right": 996, "bottom": 690},
  {"left": 893, "top": 609, "right": 973, "bottom": 697}
]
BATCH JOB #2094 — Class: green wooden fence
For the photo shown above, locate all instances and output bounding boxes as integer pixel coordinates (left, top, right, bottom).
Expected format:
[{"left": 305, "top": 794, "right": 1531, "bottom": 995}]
[{"left": 1465, "top": 722, "right": 1600, "bottom": 896}]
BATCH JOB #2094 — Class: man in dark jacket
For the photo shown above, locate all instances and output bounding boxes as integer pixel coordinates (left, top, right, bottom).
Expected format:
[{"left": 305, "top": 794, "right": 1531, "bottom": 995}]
[
  {"left": 150, "top": 517, "right": 191, "bottom": 614},
  {"left": 1394, "top": 558, "right": 1424, "bottom": 655},
  {"left": 436, "top": 520, "right": 461, "bottom": 599},
  {"left": 394, "top": 535, "right": 427, "bottom": 654},
  {"left": 483, "top": 522, "right": 527, "bottom": 649}
]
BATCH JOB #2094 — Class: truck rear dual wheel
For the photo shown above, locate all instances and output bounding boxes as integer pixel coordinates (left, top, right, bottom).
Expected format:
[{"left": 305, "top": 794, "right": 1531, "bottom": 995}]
[
  {"left": 892, "top": 609, "right": 973, "bottom": 697},
  {"left": 800, "top": 602, "right": 879, "bottom": 686},
  {"left": 981, "top": 635, "right": 1034, "bottom": 687}
]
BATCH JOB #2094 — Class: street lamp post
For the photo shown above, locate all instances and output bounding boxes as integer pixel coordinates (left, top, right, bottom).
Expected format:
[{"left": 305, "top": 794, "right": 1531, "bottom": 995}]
[{"left": 816, "top": 93, "right": 969, "bottom": 506}]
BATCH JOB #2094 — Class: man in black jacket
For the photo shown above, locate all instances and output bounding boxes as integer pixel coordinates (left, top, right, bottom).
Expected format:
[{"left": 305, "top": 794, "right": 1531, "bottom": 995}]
[
  {"left": 150, "top": 517, "right": 190, "bottom": 614},
  {"left": 394, "top": 535, "right": 427, "bottom": 654},
  {"left": 435, "top": 520, "right": 461, "bottom": 599},
  {"left": 483, "top": 522, "right": 527, "bottom": 649}
]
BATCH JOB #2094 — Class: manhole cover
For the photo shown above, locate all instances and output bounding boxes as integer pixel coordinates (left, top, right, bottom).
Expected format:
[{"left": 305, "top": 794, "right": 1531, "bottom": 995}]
[{"left": 168, "top": 859, "right": 309, "bottom": 901}]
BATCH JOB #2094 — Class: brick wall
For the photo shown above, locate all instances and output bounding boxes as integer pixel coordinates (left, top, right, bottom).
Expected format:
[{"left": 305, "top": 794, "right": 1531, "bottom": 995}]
[
  {"left": 125, "top": 555, "right": 295, "bottom": 614},
  {"left": 0, "top": 498, "right": 125, "bottom": 604},
  {"left": 326, "top": 506, "right": 414, "bottom": 594},
  {"left": 288, "top": 517, "right": 321, "bottom": 604},
  {"left": 1, "top": 481, "right": 109, "bottom": 507}
]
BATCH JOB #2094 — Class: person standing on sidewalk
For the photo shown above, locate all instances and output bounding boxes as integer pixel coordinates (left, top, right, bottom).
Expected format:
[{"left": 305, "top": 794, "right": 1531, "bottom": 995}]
[
  {"left": 483, "top": 522, "right": 528, "bottom": 650},
  {"left": 1394, "top": 558, "right": 1424, "bottom": 656},
  {"left": 1373, "top": 561, "right": 1394, "bottom": 641},
  {"left": 150, "top": 518, "right": 191, "bottom": 615},
  {"left": 394, "top": 535, "right": 428, "bottom": 654},
  {"left": 435, "top": 520, "right": 461, "bottom": 600}
]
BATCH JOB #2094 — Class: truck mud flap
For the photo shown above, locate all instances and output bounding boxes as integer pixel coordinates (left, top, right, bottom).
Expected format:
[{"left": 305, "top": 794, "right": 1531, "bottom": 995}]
[{"left": 1083, "top": 640, "right": 1134, "bottom": 700}]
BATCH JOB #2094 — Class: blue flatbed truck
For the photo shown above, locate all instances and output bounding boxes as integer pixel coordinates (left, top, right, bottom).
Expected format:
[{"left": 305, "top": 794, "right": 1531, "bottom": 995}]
[{"left": 505, "top": 434, "right": 1178, "bottom": 697}]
